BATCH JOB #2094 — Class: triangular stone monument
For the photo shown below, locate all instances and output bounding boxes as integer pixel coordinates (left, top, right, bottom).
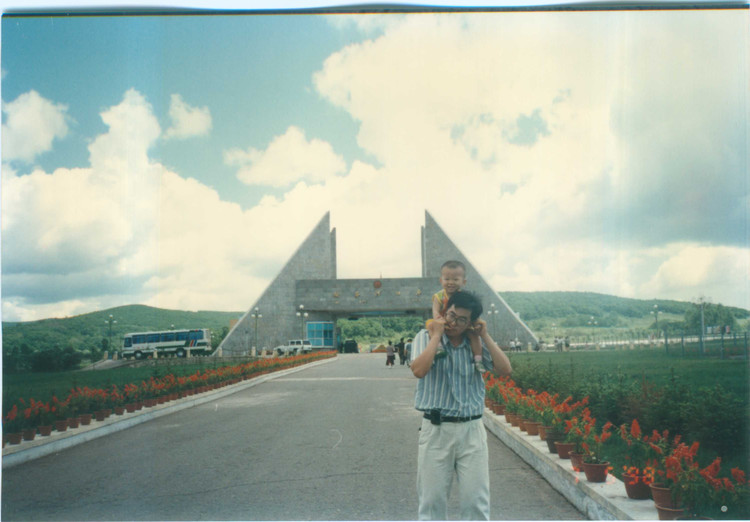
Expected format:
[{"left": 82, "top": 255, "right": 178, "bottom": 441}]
[{"left": 218, "top": 210, "right": 536, "bottom": 355}]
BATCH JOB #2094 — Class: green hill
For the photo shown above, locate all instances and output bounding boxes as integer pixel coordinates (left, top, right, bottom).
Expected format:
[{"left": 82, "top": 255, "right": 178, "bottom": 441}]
[
  {"left": 3, "top": 294, "right": 747, "bottom": 372},
  {"left": 2, "top": 305, "right": 243, "bottom": 372},
  {"left": 501, "top": 291, "right": 748, "bottom": 339}
]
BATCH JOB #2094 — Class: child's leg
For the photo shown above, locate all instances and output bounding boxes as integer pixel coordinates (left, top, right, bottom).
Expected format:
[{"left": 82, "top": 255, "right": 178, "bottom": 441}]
[{"left": 470, "top": 334, "right": 484, "bottom": 372}]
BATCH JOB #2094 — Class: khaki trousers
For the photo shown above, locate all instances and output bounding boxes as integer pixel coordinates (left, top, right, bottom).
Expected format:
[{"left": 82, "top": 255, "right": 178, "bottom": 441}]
[{"left": 417, "top": 417, "right": 490, "bottom": 520}]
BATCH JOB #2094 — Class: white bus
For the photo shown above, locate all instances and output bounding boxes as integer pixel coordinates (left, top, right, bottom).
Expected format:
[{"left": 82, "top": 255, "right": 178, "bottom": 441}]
[{"left": 122, "top": 328, "right": 212, "bottom": 359}]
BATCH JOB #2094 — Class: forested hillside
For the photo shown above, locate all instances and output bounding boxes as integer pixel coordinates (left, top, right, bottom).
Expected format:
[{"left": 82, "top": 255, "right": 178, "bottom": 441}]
[
  {"left": 2, "top": 305, "right": 242, "bottom": 372},
  {"left": 3, "top": 293, "right": 747, "bottom": 372},
  {"left": 501, "top": 291, "right": 747, "bottom": 337}
]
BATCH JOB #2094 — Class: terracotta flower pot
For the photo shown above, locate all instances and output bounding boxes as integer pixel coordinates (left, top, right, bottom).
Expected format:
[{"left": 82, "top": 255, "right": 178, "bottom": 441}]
[
  {"left": 126, "top": 403, "right": 137, "bottom": 413},
  {"left": 569, "top": 452, "right": 584, "bottom": 472},
  {"left": 622, "top": 473, "right": 652, "bottom": 500},
  {"left": 582, "top": 461, "right": 610, "bottom": 482},
  {"left": 114, "top": 406, "right": 125, "bottom": 415},
  {"left": 79, "top": 413, "right": 93, "bottom": 425},
  {"left": 650, "top": 483, "right": 680, "bottom": 509},
  {"left": 95, "top": 410, "right": 106, "bottom": 422},
  {"left": 538, "top": 425, "right": 551, "bottom": 441},
  {"left": 525, "top": 421, "right": 541, "bottom": 436},
  {"left": 54, "top": 419, "right": 68, "bottom": 432},
  {"left": 68, "top": 417, "right": 80, "bottom": 429},
  {"left": 7, "top": 432, "right": 23, "bottom": 445},
  {"left": 555, "top": 441, "right": 576, "bottom": 459},
  {"left": 655, "top": 505, "right": 684, "bottom": 520},
  {"left": 22, "top": 428, "right": 37, "bottom": 441},
  {"left": 38, "top": 425, "right": 53, "bottom": 436}
]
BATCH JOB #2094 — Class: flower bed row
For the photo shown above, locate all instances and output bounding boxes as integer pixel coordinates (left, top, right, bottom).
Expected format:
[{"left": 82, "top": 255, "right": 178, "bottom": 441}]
[
  {"left": 485, "top": 374, "right": 749, "bottom": 520},
  {"left": 2, "top": 351, "right": 336, "bottom": 447}
]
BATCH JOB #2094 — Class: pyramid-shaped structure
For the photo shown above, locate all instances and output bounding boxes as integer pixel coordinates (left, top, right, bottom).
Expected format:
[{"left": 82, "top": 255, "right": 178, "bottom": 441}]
[{"left": 218, "top": 211, "right": 536, "bottom": 355}]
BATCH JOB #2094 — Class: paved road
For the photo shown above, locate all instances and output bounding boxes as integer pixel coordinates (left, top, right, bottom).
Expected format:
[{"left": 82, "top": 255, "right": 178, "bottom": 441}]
[{"left": 1, "top": 354, "right": 584, "bottom": 520}]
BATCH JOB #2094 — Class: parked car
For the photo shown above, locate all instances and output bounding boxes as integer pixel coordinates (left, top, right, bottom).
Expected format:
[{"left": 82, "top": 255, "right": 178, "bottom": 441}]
[
  {"left": 342, "top": 339, "right": 359, "bottom": 353},
  {"left": 274, "top": 339, "right": 312, "bottom": 356}
]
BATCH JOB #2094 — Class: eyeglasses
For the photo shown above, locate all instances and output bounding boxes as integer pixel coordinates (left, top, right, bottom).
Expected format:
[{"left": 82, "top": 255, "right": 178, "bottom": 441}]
[{"left": 446, "top": 310, "right": 470, "bottom": 327}]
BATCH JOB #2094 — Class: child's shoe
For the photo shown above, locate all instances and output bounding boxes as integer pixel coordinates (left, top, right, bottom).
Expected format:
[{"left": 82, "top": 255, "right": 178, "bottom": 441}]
[{"left": 434, "top": 344, "right": 447, "bottom": 359}]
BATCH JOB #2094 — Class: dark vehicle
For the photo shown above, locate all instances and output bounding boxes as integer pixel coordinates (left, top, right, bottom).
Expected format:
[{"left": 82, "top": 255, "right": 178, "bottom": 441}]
[{"left": 343, "top": 339, "right": 359, "bottom": 353}]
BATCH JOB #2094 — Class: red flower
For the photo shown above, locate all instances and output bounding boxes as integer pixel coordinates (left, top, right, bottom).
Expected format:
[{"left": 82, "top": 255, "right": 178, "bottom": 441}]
[
  {"left": 630, "top": 418, "right": 641, "bottom": 439},
  {"left": 731, "top": 468, "right": 746, "bottom": 485}
]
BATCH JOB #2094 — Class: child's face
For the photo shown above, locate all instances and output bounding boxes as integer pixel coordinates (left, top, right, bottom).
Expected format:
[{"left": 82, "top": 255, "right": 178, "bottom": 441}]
[{"left": 440, "top": 267, "right": 466, "bottom": 295}]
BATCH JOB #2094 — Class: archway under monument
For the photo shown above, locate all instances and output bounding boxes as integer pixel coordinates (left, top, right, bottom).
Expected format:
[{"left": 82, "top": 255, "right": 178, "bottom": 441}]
[{"left": 217, "top": 211, "right": 537, "bottom": 355}]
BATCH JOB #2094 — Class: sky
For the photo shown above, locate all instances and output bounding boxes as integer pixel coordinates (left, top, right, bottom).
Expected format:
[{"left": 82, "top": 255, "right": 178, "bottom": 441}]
[{"left": 1, "top": 6, "right": 748, "bottom": 322}]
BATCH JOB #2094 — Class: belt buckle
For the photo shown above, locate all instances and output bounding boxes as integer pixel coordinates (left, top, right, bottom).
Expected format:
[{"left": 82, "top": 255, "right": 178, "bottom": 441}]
[{"left": 430, "top": 409, "right": 442, "bottom": 425}]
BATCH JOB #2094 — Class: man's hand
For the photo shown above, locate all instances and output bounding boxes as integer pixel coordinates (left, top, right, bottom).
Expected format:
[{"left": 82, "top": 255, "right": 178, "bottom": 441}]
[
  {"left": 427, "top": 317, "right": 446, "bottom": 338},
  {"left": 471, "top": 319, "right": 488, "bottom": 338}
]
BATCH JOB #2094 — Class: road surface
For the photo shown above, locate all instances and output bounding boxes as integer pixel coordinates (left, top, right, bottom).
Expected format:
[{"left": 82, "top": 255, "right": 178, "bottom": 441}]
[{"left": 1, "top": 354, "right": 584, "bottom": 520}]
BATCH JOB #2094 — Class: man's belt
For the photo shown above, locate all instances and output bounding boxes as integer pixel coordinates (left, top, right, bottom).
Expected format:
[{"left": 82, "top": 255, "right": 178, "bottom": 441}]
[{"left": 424, "top": 410, "right": 482, "bottom": 425}]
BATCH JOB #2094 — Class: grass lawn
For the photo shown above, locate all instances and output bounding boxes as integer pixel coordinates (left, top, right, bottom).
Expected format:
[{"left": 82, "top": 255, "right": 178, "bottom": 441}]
[
  {"left": 508, "top": 347, "right": 749, "bottom": 398},
  {"left": 2, "top": 357, "right": 254, "bottom": 410},
  {"left": 506, "top": 347, "right": 749, "bottom": 473}
]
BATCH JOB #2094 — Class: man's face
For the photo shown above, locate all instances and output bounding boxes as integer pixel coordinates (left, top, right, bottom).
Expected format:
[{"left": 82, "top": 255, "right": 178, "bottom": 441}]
[
  {"left": 444, "top": 305, "right": 472, "bottom": 335},
  {"left": 440, "top": 267, "right": 466, "bottom": 295}
]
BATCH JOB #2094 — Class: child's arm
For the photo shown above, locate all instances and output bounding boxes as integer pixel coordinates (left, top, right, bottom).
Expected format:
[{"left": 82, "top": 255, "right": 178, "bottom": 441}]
[{"left": 431, "top": 296, "right": 442, "bottom": 320}]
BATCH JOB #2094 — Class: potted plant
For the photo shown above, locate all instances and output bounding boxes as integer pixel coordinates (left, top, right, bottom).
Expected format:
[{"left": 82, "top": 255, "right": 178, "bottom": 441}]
[
  {"left": 660, "top": 442, "right": 749, "bottom": 520},
  {"left": 546, "top": 396, "right": 588, "bottom": 453},
  {"left": 123, "top": 383, "right": 140, "bottom": 412},
  {"left": 535, "top": 391, "right": 560, "bottom": 441},
  {"left": 51, "top": 396, "right": 70, "bottom": 432},
  {"left": 109, "top": 385, "right": 126, "bottom": 415},
  {"left": 503, "top": 386, "right": 523, "bottom": 427},
  {"left": 647, "top": 430, "right": 684, "bottom": 510},
  {"left": 519, "top": 391, "right": 541, "bottom": 434},
  {"left": 37, "top": 401, "right": 55, "bottom": 435},
  {"left": 619, "top": 419, "right": 657, "bottom": 499},
  {"left": 3, "top": 403, "right": 25, "bottom": 444},
  {"left": 564, "top": 414, "right": 593, "bottom": 471},
  {"left": 709, "top": 466, "right": 749, "bottom": 520},
  {"left": 581, "top": 421, "right": 613, "bottom": 482}
]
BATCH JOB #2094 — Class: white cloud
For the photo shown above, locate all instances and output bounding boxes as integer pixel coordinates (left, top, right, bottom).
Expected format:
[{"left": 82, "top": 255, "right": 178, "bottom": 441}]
[
  {"left": 1, "top": 90, "right": 69, "bottom": 163},
  {"left": 309, "top": 11, "right": 748, "bottom": 309},
  {"left": 163, "top": 94, "right": 212, "bottom": 140},
  {"left": 643, "top": 245, "right": 750, "bottom": 305},
  {"left": 2, "top": 12, "right": 747, "bottom": 322},
  {"left": 224, "top": 125, "right": 346, "bottom": 187},
  {"left": 2, "top": 298, "right": 92, "bottom": 323}
]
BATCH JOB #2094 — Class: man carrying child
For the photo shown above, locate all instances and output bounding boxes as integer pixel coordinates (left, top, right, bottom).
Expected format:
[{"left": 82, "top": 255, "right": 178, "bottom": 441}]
[{"left": 411, "top": 287, "right": 512, "bottom": 520}]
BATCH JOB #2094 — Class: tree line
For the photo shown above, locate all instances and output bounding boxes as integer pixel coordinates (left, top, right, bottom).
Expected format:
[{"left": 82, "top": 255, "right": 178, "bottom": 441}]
[{"left": 3, "top": 295, "right": 747, "bottom": 374}]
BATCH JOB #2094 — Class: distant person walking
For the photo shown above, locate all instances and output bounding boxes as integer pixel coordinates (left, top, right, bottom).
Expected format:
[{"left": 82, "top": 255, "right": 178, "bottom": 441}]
[
  {"left": 397, "top": 338, "right": 406, "bottom": 365},
  {"left": 386, "top": 341, "right": 396, "bottom": 368}
]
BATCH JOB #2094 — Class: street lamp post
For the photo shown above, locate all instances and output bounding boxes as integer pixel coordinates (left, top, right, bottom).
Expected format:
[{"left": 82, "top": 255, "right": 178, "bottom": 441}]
[
  {"left": 105, "top": 314, "right": 117, "bottom": 359},
  {"left": 296, "top": 305, "right": 308, "bottom": 339},
  {"left": 488, "top": 303, "right": 499, "bottom": 340},
  {"left": 587, "top": 316, "right": 597, "bottom": 347},
  {"left": 698, "top": 297, "right": 706, "bottom": 355},
  {"left": 251, "top": 307, "right": 262, "bottom": 354},
  {"left": 651, "top": 304, "right": 660, "bottom": 332}
]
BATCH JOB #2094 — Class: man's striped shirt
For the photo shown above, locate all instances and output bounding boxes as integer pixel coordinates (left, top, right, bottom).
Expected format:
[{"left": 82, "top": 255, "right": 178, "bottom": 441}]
[{"left": 411, "top": 329, "right": 492, "bottom": 417}]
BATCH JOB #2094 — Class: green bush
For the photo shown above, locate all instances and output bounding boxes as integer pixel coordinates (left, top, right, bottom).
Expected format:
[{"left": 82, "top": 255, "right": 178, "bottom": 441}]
[{"left": 507, "top": 350, "right": 749, "bottom": 469}]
